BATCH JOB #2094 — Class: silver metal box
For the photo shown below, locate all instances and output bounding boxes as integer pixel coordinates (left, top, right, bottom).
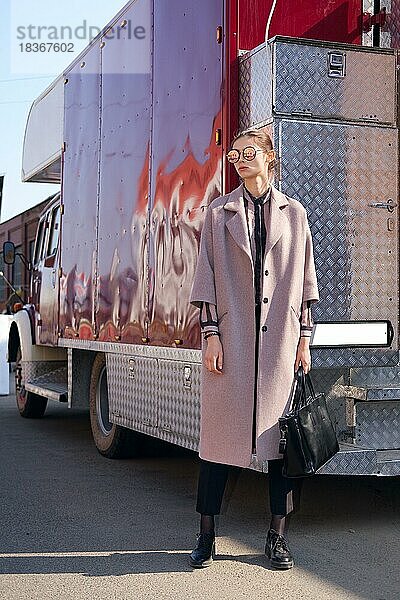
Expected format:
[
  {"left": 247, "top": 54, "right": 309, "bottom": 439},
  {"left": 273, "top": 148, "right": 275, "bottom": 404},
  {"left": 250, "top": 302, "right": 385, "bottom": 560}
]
[{"left": 239, "top": 35, "right": 397, "bottom": 129}]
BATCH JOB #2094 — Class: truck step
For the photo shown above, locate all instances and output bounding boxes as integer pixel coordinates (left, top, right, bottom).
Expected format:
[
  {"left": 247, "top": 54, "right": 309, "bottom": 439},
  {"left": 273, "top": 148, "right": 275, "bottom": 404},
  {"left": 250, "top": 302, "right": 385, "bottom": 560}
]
[
  {"left": 24, "top": 366, "right": 68, "bottom": 403},
  {"left": 331, "top": 384, "right": 400, "bottom": 449},
  {"left": 317, "top": 443, "right": 400, "bottom": 476}
]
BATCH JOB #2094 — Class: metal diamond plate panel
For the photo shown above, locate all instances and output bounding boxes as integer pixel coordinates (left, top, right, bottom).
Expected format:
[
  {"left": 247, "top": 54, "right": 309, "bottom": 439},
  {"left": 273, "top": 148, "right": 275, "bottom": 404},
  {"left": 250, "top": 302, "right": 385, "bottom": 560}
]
[
  {"left": 274, "top": 40, "right": 396, "bottom": 124},
  {"left": 31, "top": 366, "right": 67, "bottom": 386},
  {"left": 107, "top": 353, "right": 158, "bottom": 435},
  {"left": 316, "top": 444, "right": 377, "bottom": 475},
  {"left": 106, "top": 351, "right": 201, "bottom": 450},
  {"left": 356, "top": 400, "right": 400, "bottom": 448},
  {"left": 365, "top": 387, "right": 400, "bottom": 400},
  {"left": 377, "top": 460, "right": 400, "bottom": 475},
  {"left": 350, "top": 365, "right": 400, "bottom": 387},
  {"left": 311, "top": 347, "right": 399, "bottom": 368},
  {"left": 255, "top": 447, "right": 383, "bottom": 475},
  {"left": 276, "top": 118, "right": 399, "bottom": 367},
  {"left": 157, "top": 359, "right": 200, "bottom": 447},
  {"left": 307, "top": 368, "right": 348, "bottom": 392},
  {"left": 21, "top": 361, "right": 66, "bottom": 384},
  {"left": 239, "top": 38, "right": 396, "bottom": 127},
  {"left": 239, "top": 45, "right": 272, "bottom": 130},
  {"left": 376, "top": 449, "right": 400, "bottom": 474}
]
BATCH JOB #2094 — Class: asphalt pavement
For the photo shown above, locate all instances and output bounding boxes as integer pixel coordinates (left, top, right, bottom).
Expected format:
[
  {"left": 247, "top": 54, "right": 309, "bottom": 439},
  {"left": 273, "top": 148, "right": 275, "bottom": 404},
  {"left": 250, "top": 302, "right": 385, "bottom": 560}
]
[{"left": 1, "top": 385, "right": 399, "bottom": 600}]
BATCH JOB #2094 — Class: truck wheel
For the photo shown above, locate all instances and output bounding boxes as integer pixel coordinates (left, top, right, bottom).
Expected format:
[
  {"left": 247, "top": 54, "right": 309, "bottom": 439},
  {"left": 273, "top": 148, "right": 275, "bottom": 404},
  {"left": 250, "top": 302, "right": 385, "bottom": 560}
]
[
  {"left": 15, "top": 348, "right": 48, "bottom": 418},
  {"left": 89, "top": 353, "right": 138, "bottom": 458}
]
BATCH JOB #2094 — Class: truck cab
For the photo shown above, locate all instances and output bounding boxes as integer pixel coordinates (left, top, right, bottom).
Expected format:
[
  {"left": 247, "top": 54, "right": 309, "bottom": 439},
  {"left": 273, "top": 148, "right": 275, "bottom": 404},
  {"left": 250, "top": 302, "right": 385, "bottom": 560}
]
[{"left": 30, "top": 193, "right": 61, "bottom": 346}]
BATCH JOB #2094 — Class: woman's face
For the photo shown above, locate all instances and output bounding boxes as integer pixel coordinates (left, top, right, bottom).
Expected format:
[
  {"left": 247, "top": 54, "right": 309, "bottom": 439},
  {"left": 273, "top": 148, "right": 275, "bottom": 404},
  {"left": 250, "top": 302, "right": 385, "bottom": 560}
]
[{"left": 231, "top": 136, "right": 274, "bottom": 180}]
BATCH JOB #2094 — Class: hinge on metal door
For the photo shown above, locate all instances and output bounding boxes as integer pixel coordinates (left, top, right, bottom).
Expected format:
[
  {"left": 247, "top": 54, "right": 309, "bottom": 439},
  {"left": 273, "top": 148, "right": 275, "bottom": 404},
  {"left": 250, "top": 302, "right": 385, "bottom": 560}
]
[
  {"left": 216, "top": 26, "right": 223, "bottom": 43},
  {"left": 362, "top": 9, "right": 387, "bottom": 32}
]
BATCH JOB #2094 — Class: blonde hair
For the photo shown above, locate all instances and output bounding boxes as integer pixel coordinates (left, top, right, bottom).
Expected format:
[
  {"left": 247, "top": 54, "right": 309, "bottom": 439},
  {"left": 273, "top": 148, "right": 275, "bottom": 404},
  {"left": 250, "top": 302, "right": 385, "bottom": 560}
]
[{"left": 231, "top": 128, "right": 275, "bottom": 174}]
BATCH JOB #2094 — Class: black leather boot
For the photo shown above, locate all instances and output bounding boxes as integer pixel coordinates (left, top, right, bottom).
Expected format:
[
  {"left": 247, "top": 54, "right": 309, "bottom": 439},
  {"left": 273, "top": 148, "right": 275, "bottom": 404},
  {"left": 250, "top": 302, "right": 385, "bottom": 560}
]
[
  {"left": 265, "top": 528, "right": 294, "bottom": 569},
  {"left": 189, "top": 532, "right": 216, "bottom": 568}
]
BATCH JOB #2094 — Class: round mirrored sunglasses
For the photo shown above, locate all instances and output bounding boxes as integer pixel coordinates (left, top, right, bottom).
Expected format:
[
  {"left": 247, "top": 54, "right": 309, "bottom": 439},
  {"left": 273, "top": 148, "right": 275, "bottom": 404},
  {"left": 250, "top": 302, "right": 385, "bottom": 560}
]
[{"left": 226, "top": 146, "right": 264, "bottom": 163}]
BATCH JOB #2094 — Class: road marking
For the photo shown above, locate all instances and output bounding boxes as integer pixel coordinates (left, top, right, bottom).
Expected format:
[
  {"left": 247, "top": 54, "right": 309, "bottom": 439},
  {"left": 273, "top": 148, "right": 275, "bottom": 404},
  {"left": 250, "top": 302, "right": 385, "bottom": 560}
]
[{"left": 0, "top": 550, "right": 191, "bottom": 558}]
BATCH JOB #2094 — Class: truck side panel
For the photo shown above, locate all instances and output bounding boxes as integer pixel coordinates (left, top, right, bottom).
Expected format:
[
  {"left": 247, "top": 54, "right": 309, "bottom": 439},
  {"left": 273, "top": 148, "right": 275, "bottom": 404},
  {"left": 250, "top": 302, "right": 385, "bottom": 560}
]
[
  {"left": 96, "top": 0, "right": 152, "bottom": 343},
  {"left": 60, "top": 44, "right": 102, "bottom": 339},
  {"left": 147, "top": 0, "right": 223, "bottom": 347}
]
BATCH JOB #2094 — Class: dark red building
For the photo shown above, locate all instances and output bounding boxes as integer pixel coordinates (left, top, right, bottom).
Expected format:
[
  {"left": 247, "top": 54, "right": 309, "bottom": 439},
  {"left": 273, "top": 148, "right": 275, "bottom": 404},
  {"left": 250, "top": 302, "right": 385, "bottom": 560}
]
[{"left": 0, "top": 196, "right": 55, "bottom": 311}]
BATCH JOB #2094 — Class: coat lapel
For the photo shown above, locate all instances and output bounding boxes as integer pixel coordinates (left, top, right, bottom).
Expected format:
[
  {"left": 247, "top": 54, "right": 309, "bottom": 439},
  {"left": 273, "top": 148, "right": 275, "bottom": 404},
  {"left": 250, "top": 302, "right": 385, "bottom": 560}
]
[
  {"left": 265, "top": 184, "right": 289, "bottom": 257},
  {"left": 223, "top": 183, "right": 289, "bottom": 261},
  {"left": 223, "top": 184, "right": 252, "bottom": 263}
]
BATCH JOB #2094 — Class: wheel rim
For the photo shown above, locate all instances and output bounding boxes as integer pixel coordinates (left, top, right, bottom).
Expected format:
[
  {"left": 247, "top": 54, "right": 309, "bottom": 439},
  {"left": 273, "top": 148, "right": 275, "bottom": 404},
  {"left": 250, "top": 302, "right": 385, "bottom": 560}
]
[
  {"left": 95, "top": 365, "right": 113, "bottom": 435},
  {"left": 15, "top": 349, "right": 26, "bottom": 410},
  {"left": 16, "top": 388, "right": 27, "bottom": 410}
]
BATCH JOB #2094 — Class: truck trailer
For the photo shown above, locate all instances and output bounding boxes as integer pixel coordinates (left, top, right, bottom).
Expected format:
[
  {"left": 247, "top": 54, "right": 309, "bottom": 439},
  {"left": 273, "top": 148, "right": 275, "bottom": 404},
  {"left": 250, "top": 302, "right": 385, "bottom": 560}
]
[{"left": 5, "top": 0, "right": 400, "bottom": 475}]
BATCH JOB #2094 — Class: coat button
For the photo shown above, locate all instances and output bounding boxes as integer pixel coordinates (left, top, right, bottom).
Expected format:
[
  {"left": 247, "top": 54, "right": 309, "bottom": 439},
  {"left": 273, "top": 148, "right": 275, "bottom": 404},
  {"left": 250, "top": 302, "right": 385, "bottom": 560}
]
[
  {"left": 263, "top": 297, "right": 268, "bottom": 303},
  {"left": 261, "top": 325, "right": 268, "bottom": 332},
  {"left": 265, "top": 269, "right": 269, "bottom": 276}
]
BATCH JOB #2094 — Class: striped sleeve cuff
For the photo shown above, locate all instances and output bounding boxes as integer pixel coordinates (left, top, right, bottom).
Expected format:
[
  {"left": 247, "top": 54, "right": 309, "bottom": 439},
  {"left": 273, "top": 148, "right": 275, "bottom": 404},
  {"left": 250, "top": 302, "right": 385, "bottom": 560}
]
[
  {"left": 300, "top": 300, "right": 313, "bottom": 337},
  {"left": 200, "top": 302, "right": 220, "bottom": 336}
]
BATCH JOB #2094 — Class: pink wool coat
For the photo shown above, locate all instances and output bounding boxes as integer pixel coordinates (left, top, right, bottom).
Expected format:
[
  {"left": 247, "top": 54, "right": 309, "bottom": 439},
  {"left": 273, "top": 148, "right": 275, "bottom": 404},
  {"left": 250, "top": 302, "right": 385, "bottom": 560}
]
[{"left": 190, "top": 182, "right": 320, "bottom": 467}]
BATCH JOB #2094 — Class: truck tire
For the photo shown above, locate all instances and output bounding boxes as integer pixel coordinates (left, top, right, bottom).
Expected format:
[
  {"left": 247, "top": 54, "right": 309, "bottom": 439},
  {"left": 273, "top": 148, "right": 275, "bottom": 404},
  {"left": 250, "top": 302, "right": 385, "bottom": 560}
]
[
  {"left": 15, "top": 347, "right": 48, "bottom": 418},
  {"left": 89, "top": 353, "right": 138, "bottom": 458}
]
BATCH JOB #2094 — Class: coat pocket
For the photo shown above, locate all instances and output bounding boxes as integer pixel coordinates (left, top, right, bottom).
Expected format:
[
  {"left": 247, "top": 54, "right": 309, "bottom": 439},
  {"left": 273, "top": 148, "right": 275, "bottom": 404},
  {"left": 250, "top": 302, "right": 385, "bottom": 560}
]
[
  {"left": 217, "top": 310, "right": 228, "bottom": 326},
  {"left": 290, "top": 305, "right": 300, "bottom": 320}
]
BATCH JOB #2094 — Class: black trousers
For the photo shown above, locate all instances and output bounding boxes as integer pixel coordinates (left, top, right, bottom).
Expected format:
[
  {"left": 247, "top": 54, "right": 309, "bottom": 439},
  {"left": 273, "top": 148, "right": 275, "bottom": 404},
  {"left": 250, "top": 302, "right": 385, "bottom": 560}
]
[{"left": 195, "top": 458, "right": 303, "bottom": 516}]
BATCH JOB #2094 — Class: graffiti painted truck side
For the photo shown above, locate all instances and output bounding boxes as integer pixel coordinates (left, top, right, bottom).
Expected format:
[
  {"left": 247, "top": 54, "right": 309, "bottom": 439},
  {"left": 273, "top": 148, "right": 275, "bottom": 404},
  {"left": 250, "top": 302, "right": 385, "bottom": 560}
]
[{"left": 8, "top": 0, "right": 400, "bottom": 474}]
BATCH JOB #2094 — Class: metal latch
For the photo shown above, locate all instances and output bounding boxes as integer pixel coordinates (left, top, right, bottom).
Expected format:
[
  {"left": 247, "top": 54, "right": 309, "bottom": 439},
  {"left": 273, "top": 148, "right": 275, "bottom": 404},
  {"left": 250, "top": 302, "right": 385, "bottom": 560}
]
[
  {"left": 129, "top": 358, "right": 135, "bottom": 379},
  {"left": 327, "top": 52, "right": 346, "bottom": 78},
  {"left": 184, "top": 365, "right": 192, "bottom": 389},
  {"left": 369, "top": 199, "right": 397, "bottom": 212}
]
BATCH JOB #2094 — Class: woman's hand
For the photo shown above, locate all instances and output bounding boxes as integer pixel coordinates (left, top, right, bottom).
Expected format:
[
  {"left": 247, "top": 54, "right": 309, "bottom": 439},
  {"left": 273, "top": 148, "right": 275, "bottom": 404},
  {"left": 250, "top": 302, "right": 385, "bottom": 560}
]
[
  {"left": 294, "top": 337, "right": 311, "bottom": 374},
  {"left": 204, "top": 336, "right": 224, "bottom": 374}
]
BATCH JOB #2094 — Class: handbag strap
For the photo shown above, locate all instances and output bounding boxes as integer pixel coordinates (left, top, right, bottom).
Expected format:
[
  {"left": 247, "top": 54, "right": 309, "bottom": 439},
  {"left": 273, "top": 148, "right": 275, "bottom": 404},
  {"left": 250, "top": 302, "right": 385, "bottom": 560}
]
[
  {"left": 293, "top": 365, "right": 317, "bottom": 411},
  {"left": 290, "top": 367, "right": 305, "bottom": 412}
]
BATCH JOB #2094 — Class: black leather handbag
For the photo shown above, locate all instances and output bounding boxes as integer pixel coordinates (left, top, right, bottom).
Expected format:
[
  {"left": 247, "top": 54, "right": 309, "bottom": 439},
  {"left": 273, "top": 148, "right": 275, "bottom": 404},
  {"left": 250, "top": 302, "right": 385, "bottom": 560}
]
[{"left": 278, "top": 366, "right": 339, "bottom": 478}]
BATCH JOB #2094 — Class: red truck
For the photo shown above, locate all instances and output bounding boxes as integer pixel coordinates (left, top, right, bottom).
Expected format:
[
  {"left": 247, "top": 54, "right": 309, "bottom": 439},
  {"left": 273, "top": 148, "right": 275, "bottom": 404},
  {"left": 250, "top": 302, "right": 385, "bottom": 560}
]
[{"left": 4, "top": 0, "right": 400, "bottom": 475}]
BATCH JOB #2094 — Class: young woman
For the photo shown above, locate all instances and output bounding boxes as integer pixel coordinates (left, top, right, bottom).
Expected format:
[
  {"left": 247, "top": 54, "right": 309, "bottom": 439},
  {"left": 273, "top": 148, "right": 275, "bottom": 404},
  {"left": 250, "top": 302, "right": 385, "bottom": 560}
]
[{"left": 189, "top": 128, "right": 320, "bottom": 569}]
